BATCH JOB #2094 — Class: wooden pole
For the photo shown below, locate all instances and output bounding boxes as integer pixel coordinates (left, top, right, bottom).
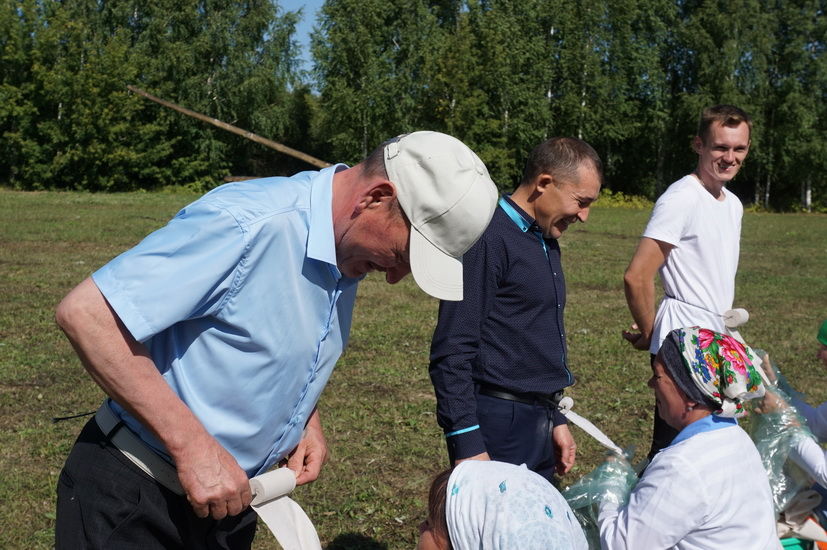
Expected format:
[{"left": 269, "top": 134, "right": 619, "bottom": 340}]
[{"left": 127, "top": 85, "right": 332, "bottom": 169}]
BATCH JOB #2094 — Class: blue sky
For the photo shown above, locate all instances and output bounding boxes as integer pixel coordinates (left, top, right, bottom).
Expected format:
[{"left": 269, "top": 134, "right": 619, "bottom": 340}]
[{"left": 280, "top": 0, "right": 325, "bottom": 71}]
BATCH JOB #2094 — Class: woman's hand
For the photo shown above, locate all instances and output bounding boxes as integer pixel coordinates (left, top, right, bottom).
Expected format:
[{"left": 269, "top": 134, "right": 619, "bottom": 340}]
[{"left": 755, "top": 388, "right": 791, "bottom": 416}]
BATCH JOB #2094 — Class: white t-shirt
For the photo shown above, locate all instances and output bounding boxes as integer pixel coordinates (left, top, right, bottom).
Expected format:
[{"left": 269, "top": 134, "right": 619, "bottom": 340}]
[
  {"left": 643, "top": 174, "right": 743, "bottom": 353},
  {"left": 598, "top": 425, "right": 780, "bottom": 549}
]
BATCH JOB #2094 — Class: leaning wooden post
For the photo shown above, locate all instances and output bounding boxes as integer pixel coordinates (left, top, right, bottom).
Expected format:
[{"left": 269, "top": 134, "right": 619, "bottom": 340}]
[{"left": 127, "top": 85, "right": 332, "bottom": 169}]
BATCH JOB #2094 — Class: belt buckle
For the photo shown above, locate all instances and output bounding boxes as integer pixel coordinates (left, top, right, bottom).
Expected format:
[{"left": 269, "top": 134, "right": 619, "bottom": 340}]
[{"left": 540, "top": 391, "right": 563, "bottom": 408}]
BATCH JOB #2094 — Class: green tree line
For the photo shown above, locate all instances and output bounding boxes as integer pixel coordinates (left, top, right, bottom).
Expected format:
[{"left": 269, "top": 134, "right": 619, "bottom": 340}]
[{"left": 1, "top": 0, "right": 824, "bottom": 210}]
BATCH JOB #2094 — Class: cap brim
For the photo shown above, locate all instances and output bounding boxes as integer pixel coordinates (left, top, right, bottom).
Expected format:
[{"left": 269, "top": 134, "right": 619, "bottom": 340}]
[{"left": 409, "top": 227, "right": 463, "bottom": 301}]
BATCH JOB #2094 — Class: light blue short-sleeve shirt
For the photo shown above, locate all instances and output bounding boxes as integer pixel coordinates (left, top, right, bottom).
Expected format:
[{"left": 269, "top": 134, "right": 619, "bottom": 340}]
[{"left": 92, "top": 165, "right": 359, "bottom": 476}]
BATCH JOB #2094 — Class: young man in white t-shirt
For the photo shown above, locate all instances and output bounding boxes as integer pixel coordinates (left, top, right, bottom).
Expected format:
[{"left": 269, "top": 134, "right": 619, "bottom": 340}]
[{"left": 622, "top": 104, "right": 753, "bottom": 458}]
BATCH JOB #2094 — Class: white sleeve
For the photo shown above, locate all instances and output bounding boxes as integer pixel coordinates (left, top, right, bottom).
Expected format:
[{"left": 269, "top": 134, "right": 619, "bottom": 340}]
[
  {"left": 790, "top": 437, "right": 827, "bottom": 488},
  {"left": 642, "top": 185, "right": 693, "bottom": 247},
  {"left": 598, "top": 455, "right": 705, "bottom": 549},
  {"left": 792, "top": 398, "right": 827, "bottom": 442}
]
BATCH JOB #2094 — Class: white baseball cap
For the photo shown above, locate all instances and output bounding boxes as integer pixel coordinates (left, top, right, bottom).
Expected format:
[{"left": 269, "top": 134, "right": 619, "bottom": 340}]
[{"left": 383, "top": 131, "right": 498, "bottom": 301}]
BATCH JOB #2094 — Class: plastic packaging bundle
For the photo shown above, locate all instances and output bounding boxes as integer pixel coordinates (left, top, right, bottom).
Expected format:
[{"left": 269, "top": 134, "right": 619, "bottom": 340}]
[
  {"left": 561, "top": 451, "right": 638, "bottom": 548},
  {"left": 749, "top": 350, "right": 816, "bottom": 514}
]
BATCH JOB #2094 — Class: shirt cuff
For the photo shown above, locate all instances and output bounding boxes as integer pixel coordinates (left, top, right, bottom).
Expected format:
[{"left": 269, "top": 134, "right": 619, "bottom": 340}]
[
  {"left": 445, "top": 426, "right": 487, "bottom": 460},
  {"left": 552, "top": 408, "right": 568, "bottom": 427}
]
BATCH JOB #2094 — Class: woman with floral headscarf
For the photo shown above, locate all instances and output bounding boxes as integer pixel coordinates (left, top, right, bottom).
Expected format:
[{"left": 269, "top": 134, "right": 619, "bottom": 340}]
[{"left": 597, "top": 327, "right": 780, "bottom": 549}]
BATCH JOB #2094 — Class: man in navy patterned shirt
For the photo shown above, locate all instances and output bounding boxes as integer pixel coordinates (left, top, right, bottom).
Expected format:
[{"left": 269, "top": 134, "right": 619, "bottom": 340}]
[{"left": 429, "top": 137, "right": 602, "bottom": 481}]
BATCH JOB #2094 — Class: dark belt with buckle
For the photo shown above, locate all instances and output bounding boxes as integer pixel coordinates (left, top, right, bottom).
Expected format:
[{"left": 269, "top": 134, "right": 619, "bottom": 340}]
[{"left": 478, "top": 384, "right": 563, "bottom": 408}]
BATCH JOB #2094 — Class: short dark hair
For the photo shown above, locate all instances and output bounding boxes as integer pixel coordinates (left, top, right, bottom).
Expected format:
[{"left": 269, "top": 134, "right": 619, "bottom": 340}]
[
  {"left": 697, "top": 105, "right": 752, "bottom": 143},
  {"left": 520, "top": 137, "right": 603, "bottom": 188},
  {"left": 362, "top": 139, "right": 391, "bottom": 180},
  {"left": 425, "top": 468, "right": 453, "bottom": 549}
]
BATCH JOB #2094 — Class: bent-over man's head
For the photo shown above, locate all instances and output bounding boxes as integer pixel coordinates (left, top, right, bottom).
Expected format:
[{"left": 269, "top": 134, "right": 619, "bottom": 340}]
[
  {"left": 333, "top": 131, "right": 498, "bottom": 301},
  {"left": 513, "top": 137, "right": 602, "bottom": 240}
]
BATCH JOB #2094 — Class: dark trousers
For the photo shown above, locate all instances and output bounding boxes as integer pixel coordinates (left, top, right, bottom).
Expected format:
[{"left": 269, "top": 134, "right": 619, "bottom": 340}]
[
  {"left": 647, "top": 353, "right": 679, "bottom": 461},
  {"left": 452, "top": 390, "right": 557, "bottom": 481},
  {"left": 56, "top": 418, "right": 257, "bottom": 550},
  {"left": 647, "top": 404, "right": 680, "bottom": 461}
]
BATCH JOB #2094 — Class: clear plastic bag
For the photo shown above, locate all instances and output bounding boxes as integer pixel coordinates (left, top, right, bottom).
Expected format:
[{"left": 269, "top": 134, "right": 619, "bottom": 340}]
[
  {"left": 561, "top": 451, "right": 638, "bottom": 548},
  {"left": 749, "top": 350, "right": 816, "bottom": 514}
]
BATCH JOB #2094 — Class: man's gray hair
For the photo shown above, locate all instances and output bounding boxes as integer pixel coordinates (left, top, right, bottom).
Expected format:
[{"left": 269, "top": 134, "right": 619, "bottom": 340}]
[
  {"left": 520, "top": 137, "right": 603, "bottom": 188},
  {"left": 361, "top": 136, "right": 407, "bottom": 224},
  {"left": 362, "top": 137, "right": 396, "bottom": 180}
]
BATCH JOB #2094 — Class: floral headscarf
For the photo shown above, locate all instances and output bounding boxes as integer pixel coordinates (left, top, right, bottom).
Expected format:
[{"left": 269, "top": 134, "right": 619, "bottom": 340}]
[{"left": 668, "top": 326, "right": 766, "bottom": 418}]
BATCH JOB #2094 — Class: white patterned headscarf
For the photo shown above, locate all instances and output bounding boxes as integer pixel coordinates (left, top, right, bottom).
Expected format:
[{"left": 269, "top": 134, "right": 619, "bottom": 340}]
[{"left": 446, "top": 460, "right": 588, "bottom": 550}]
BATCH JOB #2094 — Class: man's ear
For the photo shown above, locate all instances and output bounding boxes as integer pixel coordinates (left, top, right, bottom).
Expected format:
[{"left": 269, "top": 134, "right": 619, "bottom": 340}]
[
  {"left": 533, "top": 173, "right": 555, "bottom": 195},
  {"left": 354, "top": 181, "right": 396, "bottom": 214},
  {"left": 691, "top": 135, "right": 704, "bottom": 154}
]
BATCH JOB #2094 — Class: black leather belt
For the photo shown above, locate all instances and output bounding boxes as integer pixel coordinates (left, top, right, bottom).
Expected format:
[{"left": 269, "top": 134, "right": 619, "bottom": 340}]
[
  {"left": 95, "top": 401, "right": 184, "bottom": 495},
  {"left": 478, "top": 384, "right": 563, "bottom": 408}
]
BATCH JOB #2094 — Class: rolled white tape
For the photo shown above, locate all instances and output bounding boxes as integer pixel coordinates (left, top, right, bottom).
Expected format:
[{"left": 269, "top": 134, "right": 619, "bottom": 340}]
[
  {"left": 249, "top": 468, "right": 321, "bottom": 550},
  {"left": 250, "top": 467, "right": 296, "bottom": 506},
  {"left": 723, "top": 308, "right": 749, "bottom": 329}
]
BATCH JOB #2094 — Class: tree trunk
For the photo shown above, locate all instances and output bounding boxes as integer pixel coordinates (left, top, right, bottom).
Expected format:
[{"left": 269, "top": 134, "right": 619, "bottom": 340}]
[
  {"left": 127, "top": 86, "right": 331, "bottom": 169},
  {"left": 802, "top": 177, "right": 812, "bottom": 212},
  {"left": 754, "top": 164, "right": 762, "bottom": 206}
]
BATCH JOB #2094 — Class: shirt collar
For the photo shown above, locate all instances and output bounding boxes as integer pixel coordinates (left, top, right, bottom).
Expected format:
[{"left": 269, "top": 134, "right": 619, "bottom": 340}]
[
  {"left": 307, "top": 164, "right": 348, "bottom": 267},
  {"left": 499, "top": 195, "right": 543, "bottom": 234},
  {"left": 670, "top": 414, "right": 737, "bottom": 446}
]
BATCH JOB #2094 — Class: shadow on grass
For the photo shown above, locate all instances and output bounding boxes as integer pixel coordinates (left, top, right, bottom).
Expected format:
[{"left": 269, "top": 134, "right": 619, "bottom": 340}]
[{"left": 326, "top": 532, "right": 388, "bottom": 550}]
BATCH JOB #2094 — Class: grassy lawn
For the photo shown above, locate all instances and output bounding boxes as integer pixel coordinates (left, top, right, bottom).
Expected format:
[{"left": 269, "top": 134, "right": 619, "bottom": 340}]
[{"left": 1, "top": 189, "right": 825, "bottom": 549}]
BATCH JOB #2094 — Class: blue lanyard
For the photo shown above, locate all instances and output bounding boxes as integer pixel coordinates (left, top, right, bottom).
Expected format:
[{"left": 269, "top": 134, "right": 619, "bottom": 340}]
[{"left": 498, "top": 196, "right": 548, "bottom": 258}]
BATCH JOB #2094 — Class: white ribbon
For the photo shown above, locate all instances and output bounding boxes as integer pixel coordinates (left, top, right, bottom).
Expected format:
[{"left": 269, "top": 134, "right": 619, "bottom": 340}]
[
  {"left": 558, "top": 396, "right": 625, "bottom": 457},
  {"left": 249, "top": 468, "right": 322, "bottom": 550}
]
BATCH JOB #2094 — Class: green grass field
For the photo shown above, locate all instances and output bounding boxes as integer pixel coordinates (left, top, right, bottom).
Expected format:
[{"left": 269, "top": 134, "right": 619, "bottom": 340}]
[{"left": 1, "top": 189, "right": 825, "bottom": 549}]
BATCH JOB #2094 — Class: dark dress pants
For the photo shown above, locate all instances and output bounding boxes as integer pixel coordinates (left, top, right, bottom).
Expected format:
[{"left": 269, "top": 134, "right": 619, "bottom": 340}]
[
  {"left": 450, "top": 391, "right": 558, "bottom": 481},
  {"left": 647, "top": 404, "right": 680, "bottom": 461},
  {"left": 56, "top": 418, "right": 257, "bottom": 550},
  {"left": 647, "top": 352, "right": 680, "bottom": 461}
]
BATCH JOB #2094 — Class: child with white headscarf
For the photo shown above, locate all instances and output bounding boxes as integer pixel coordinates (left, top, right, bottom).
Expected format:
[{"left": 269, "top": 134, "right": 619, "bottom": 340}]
[
  {"left": 417, "top": 460, "right": 588, "bottom": 549},
  {"left": 595, "top": 326, "right": 780, "bottom": 549}
]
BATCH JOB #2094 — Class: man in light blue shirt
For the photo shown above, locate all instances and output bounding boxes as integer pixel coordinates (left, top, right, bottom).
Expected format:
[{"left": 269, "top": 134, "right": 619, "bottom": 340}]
[{"left": 54, "top": 131, "right": 498, "bottom": 549}]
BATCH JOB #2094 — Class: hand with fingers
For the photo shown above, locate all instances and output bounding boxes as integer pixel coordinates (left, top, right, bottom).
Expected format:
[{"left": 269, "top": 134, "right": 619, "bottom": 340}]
[
  {"left": 553, "top": 423, "right": 577, "bottom": 475},
  {"left": 621, "top": 323, "right": 651, "bottom": 351},
  {"left": 176, "top": 435, "right": 253, "bottom": 520},
  {"left": 287, "top": 408, "right": 329, "bottom": 486},
  {"left": 754, "top": 388, "right": 792, "bottom": 417}
]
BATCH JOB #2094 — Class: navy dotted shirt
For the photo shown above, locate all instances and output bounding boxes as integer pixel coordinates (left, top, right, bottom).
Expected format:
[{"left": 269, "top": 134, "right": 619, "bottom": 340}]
[{"left": 429, "top": 196, "right": 573, "bottom": 459}]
